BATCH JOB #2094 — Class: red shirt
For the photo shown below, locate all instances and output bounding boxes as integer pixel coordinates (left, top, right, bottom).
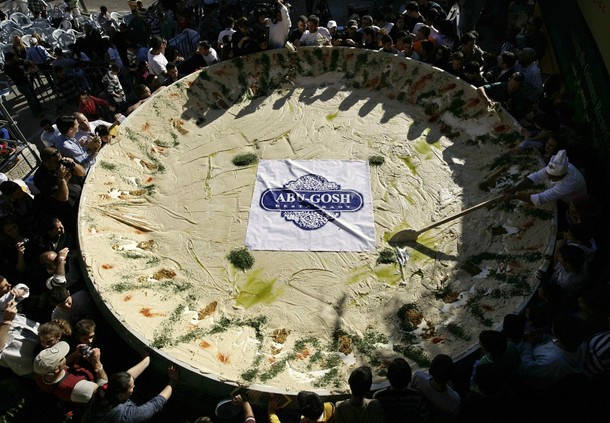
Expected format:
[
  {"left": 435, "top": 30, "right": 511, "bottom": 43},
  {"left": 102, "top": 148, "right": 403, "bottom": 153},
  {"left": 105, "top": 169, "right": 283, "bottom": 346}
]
[{"left": 79, "top": 96, "right": 112, "bottom": 120}]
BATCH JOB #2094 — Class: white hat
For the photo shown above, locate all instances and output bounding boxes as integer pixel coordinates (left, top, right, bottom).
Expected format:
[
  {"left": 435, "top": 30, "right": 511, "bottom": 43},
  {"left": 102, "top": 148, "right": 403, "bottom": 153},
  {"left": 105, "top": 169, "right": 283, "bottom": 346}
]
[
  {"left": 546, "top": 150, "right": 568, "bottom": 176},
  {"left": 327, "top": 20, "right": 337, "bottom": 29},
  {"left": 33, "top": 341, "right": 70, "bottom": 374},
  {"left": 46, "top": 275, "right": 67, "bottom": 290}
]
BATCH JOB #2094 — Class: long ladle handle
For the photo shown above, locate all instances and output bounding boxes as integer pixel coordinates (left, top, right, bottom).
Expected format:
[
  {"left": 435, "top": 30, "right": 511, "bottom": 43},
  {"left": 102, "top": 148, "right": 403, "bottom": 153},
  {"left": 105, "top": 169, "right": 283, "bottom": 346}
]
[{"left": 416, "top": 194, "right": 507, "bottom": 234}]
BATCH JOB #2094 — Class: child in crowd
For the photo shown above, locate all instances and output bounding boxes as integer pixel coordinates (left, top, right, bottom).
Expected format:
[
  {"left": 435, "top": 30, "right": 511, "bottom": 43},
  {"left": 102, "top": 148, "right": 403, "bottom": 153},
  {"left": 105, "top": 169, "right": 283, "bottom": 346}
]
[
  {"left": 95, "top": 125, "right": 112, "bottom": 145},
  {"left": 269, "top": 390, "right": 335, "bottom": 423},
  {"left": 38, "top": 318, "right": 72, "bottom": 348},
  {"left": 336, "top": 366, "right": 384, "bottom": 422},
  {"left": 74, "top": 318, "right": 96, "bottom": 346},
  {"left": 374, "top": 358, "right": 431, "bottom": 422},
  {"left": 411, "top": 354, "right": 461, "bottom": 419},
  {"left": 49, "top": 286, "right": 93, "bottom": 325},
  {"left": 35, "top": 318, "right": 87, "bottom": 368},
  {"left": 471, "top": 330, "right": 520, "bottom": 392}
]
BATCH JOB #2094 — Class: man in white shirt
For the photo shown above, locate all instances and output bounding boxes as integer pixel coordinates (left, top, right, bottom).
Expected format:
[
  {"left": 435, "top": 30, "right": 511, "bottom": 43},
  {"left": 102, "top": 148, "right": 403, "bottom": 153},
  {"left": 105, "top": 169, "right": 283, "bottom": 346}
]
[
  {"left": 0, "top": 290, "right": 40, "bottom": 376},
  {"left": 267, "top": 0, "right": 291, "bottom": 49},
  {"left": 39, "top": 119, "right": 61, "bottom": 149},
  {"left": 147, "top": 35, "right": 169, "bottom": 78},
  {"left": 74, "top": 112, "right": 113, "bottom": 145},
  {"left": 217, "top": 16, "right": 236, "bottom": 45},
  {"left": 411, "top": 354, "right": 461, "bottom": 418},
  {"left": 296, "top": 15, "right": 331, "bottom": 47},
  {"left": 509, "top": 150, "right": 587, "bottom": 206},
  {"left": 200, "top": 41, "right": 219, "bottom": 65}
]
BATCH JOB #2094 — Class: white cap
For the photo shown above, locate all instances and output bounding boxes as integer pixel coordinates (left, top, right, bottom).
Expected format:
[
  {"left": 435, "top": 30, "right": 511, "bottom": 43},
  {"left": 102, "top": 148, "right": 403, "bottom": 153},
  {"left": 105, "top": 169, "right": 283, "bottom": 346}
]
[
  {"left": 546, "top": 150, "right": 568, "bottom": 176},
  {"left": 33, "top": 341, "right": 70, "bottom": 374},
  {"left": 327, "top": 20, "right": 337, "bottom": 29}
]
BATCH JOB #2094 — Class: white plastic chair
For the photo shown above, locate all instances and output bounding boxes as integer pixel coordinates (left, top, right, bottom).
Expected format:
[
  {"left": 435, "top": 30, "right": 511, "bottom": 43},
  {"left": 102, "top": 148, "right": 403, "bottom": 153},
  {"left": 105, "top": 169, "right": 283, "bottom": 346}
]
[
  {"left": 31, "top": 18, "right": 52, "bottom": 30},
  {"left": 9, "top": 11, "right": 33, "bottom": 29},
  {"left": 30, "top": 26, "right": 52, "bottom": 41},
  {"left": 66, "top": 28, "right": 82, "bottom": 38},
  {"left": 59, "top": 20, "right": 72, "bottom": 31},
  {"left": 20, "top": 33, "right": 32, "bottom": 47},
  {"left": 0, "top": 21, "right": 18, "bottom": 34},
  {"left": 53, "top": 28, "right": 76, "bottom": 50},
  {"left": 51, "top": 28, "right": 64, "bottom": 45},
  {"left": 75, "top": 15, "right": 95, "bottom": 31},
  {"left": 10, "top": 28, "right": 24, "bottom": 38},
  {"left": 41, "top": 27, "right": 55, "bottom": 41},
  {"left": 110, "top": 11, "right": 124, "bottom": 24}
]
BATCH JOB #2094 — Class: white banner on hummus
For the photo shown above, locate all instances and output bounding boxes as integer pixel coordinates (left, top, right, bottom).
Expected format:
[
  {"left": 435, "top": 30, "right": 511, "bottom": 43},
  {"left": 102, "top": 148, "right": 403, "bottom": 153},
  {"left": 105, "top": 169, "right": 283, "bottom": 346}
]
[{"left": 245, "top": 160, "right": 376, "bottom": 251}]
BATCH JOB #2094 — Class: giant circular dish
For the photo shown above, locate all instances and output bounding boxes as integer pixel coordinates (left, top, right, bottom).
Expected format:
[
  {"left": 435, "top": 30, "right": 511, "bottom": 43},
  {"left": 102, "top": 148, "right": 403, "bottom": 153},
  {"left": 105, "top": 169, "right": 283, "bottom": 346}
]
[{"left": 79, "top": 47, "right": 554, "bottom": 396}]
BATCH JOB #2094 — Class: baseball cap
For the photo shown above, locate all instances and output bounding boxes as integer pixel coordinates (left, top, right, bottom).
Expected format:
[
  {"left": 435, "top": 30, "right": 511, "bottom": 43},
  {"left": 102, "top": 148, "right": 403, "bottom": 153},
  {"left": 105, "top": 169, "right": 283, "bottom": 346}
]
[
  {"left": 33, "top": 341, "right": 70, "bottom": 374},
  {"left": 327, "top": 20, "right": 337, "bottom": 29}
]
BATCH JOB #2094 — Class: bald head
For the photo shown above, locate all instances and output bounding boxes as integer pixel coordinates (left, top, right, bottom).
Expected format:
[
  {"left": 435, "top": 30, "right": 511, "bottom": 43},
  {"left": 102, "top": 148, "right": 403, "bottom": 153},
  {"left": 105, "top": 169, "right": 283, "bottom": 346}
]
[
  {"left": 519, "top": 47, "right": 537, "bottom": 66},
  {"left": 40, "top": 251, "right": 58, "bottom": 269},
  {"left": 74, "top": 112, "right": 90, "bottom": 131}
]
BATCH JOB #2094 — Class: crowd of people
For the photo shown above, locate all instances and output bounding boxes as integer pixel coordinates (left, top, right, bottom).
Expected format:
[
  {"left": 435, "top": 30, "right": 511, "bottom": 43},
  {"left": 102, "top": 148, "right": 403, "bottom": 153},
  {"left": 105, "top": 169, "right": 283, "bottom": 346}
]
[{"left": 1, "top": 0, "right": 609, "bottom": 421}]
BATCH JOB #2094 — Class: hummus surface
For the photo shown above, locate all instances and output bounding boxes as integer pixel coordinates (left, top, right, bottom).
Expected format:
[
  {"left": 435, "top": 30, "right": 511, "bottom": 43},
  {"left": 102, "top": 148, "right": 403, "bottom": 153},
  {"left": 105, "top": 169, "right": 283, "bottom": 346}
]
[{"left": 80, "top": 48, "right": 554, "bottom": 394}]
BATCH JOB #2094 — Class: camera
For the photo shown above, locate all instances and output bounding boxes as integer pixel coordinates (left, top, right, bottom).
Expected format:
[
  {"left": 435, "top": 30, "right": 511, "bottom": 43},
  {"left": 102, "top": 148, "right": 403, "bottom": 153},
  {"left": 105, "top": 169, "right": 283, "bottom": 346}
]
[
  {"left": 81, "top": 345, "right": 94, "bottom": 357},
  {"left": 59, "top": 157, "right": 76, "bottom": 171}
]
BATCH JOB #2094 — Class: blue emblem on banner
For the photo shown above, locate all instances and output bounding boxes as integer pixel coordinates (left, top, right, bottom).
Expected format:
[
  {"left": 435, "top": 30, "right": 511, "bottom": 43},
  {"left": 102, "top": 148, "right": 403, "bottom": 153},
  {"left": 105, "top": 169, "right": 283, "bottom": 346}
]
[{"left": 260, "top": 174, "right": 364, "bottom": 230}]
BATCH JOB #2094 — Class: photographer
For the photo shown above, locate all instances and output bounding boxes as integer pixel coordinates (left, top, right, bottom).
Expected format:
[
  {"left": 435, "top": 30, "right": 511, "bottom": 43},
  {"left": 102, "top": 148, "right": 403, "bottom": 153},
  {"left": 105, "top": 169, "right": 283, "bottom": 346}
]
[
  {"left": 40, "top": 246, "right": 82, "bottom": 290},
  {"left": 0, "top": 295, "right": 40, "bottom": 376},
  {"left": 34, "top": 340, "right": 108, "bottom": 403},
  {"left": 33, "top": 147, "right": 86, "bottom": 231}
]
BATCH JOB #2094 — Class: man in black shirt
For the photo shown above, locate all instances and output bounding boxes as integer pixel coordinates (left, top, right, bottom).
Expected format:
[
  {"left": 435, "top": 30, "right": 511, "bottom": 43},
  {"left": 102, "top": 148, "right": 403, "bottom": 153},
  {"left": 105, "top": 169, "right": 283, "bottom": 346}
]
[
  {"left": 403, "top": 1, "right": 425, "bottom": 33},
  {"left": 3, "top": 52, "right": 45, "bottom": 116},
  {"left": 288, "top": 15, "right": 307, "bottom": 44},
  {"left": 33, "top": 147, "right": 86, "bottom": 230}
]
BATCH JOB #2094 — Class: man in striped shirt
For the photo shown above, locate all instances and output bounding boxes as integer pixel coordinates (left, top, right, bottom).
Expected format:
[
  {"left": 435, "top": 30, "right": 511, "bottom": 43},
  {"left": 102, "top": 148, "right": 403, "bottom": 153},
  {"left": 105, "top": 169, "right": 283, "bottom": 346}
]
[{"left": 585, "top": 329, "right": 610, "bottom": 377}]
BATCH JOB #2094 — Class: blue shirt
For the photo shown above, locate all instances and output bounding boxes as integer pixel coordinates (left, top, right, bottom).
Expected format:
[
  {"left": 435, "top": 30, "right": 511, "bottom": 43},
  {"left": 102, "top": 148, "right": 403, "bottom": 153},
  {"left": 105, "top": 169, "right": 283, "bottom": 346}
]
[
  {"left": 88, "top": 395, "right": 167, "bottom": 423},
  {"left": 57, "top": 135, "right": 95, "bottom": 168}
]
